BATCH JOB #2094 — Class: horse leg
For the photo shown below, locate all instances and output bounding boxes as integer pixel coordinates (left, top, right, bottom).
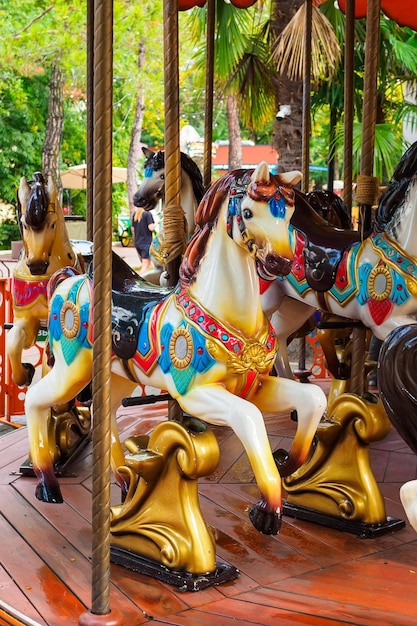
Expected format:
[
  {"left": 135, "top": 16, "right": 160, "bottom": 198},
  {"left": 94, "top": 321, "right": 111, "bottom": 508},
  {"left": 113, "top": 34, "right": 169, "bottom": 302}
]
[
  {"left": 6, "top": 319, "right": 39, "bottom": 386},
  {"left": 252, "top": 375, "right": 326, "bottom": 477},
  {"left": 178, "top": 385, "right": 282, "bottom": 534},
  {"left": 25, "top": 352, "right": 93, "bottom": 503},
  {"left": 109, "top": 373, "right": 140, "bottom": 498}
]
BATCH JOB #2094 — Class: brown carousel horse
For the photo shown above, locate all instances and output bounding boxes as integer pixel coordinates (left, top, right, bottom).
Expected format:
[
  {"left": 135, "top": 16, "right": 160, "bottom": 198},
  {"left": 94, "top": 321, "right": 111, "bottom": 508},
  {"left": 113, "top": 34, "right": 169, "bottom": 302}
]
[{"left": 7, "top": 172, "right": 84, "bottom": 387}]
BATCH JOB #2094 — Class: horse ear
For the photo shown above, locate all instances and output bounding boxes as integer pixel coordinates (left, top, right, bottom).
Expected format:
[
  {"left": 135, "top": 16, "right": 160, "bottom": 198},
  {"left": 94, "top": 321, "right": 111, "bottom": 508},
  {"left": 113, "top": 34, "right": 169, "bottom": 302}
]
[
  {"left": 18, "top": 177, "right": 31, "bottom": 212},
  {"left": 142, "top": 147, "right": 155, "bottom": 158},
  {"left": 251, "top": 161, "right": 270, "bottom": 183},
  {"left": 47, "top": 175, "right": 58, "bottom": 205},
  {"left": 280, "top": 170, "right": 302, "bottom": 187}
]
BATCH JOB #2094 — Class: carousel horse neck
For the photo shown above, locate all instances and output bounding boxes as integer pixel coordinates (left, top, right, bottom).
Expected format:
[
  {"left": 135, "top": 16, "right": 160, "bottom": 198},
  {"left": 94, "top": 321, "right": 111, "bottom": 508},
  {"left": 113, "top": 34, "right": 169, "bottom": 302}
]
[
  {"left": 187, "top": 191, "right": 262, "bottom": 331},
  {"left": 180, "top": 166, "right": 296, "bottom": 336}
]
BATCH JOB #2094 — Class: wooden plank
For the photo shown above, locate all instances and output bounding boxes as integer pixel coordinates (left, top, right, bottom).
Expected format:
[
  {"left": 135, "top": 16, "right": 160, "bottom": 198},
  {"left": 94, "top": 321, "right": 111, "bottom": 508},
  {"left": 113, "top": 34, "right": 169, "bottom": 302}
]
[
  {"left": 0, "top": 565, "right": 46, "bottom": 626},
  {"left": 0, "top": 486, "right": 150, "bottom": 625},
  {"left": 0, "top": 512, "right": 86, "bottom": 626}
]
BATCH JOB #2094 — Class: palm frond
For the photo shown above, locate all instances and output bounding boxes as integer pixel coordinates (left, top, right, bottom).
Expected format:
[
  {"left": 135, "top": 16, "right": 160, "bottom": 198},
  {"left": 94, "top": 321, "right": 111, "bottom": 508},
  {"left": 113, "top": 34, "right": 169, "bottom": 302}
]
[{"left": 270, "top": 3, "right": 341, "bottom": 82}]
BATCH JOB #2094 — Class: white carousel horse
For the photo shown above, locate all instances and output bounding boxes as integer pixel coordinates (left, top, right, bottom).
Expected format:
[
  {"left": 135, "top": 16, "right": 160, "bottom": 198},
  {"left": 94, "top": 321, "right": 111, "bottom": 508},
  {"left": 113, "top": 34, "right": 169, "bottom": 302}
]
[
  {"left": 261, "top": 141, "right": 417, "bottom": 378},
  {"left": 24, "top": 162, "right": 326, "bottom": 535},
  {"left": 6, "top": 173, "right": 84, "bottom": 387},
  {"left": 132, "top": 147, "right": 205, "bottom": 282}
]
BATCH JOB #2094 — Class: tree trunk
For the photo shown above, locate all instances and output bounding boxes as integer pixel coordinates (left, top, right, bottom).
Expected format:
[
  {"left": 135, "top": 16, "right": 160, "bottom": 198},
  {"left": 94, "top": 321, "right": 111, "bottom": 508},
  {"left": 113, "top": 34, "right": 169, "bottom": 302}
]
[
  {"left": 226, "top": 94, "right": 242, "bottom": 171},
  {"left": 127, "top": 39, "right": 146, "bottom": 213},
  {"left": 270, "top": 0, "right": 304, "bottom": 173},
  {"left": 42, "top": 60, "right": 64, "bottom": 186}
]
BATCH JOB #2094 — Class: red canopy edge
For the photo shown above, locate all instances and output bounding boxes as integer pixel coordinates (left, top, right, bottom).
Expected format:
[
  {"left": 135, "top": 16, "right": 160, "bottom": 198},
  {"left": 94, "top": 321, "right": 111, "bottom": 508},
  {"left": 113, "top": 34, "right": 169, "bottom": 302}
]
[
  {"left": 337, "top": 0, "right": 417, "bottom": 31},
  {"left": 178, "top": 0, "right": 257, "bottom": 10}
]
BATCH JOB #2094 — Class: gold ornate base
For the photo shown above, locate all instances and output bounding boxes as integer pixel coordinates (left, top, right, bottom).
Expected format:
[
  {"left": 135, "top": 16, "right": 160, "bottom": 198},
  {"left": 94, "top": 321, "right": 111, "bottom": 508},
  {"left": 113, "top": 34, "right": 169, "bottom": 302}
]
[
  {"left": 283, "top": 391, "right": 395, "bottom": 527},
  {"left": 110, "top": 416, "right": 234, "bottom": 582},
  {"left": 20, "top": 405, "right": 92, "bottom": 476}
]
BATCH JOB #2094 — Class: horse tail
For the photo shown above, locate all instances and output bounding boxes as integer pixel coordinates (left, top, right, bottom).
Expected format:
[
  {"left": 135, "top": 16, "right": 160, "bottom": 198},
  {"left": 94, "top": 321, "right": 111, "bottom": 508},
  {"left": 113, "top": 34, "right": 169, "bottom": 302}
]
[
  {"left": 378, "top": 324, "right": 417, "bottom": 456},
  {"left": 47, "top": 266, "right": 81, "bottom": 300}
]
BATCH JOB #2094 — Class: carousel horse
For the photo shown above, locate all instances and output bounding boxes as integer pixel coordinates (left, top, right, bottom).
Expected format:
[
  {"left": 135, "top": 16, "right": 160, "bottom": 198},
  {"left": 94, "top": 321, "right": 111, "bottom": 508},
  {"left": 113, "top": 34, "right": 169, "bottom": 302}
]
[
  {"left": 24, "top": 162, "right": 327, "bottom": 535},
  {"left": 7, "top": 172, "right": 84, "bottom": 387},
  {"left": 261, "top": 141, "right": 417, "bottom": 379},
  {"left": 133, "top": 147, "right": 205, "bottom": 282}
]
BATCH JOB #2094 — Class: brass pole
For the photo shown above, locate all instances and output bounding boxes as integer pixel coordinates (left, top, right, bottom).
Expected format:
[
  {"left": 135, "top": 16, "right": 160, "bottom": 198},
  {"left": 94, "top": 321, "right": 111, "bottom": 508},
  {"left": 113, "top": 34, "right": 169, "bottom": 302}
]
[
  {"left": 203, "top": 0, "right": 216, "bottom": 189},
  {"left": 351, "top": 0, "right": 381, "bottom": 397},
  {"left": 301, "top": 0, "right": 312, "bottom": 195},
  {"left": 343, "top": 0, "right": 355, "bottom": 215},
  {"left": 79, "top": 1, "right": 122, "bottom": 624},
  {"left": 163, "top": 0, "right": 183, "bottom": 422},
  {"left": 297, "top": 0, "right": 312, "bottom": 379},
  {"left": 357, "top": 0, "right": 381, "bottom": 235},
  {"left": 86, "top": 0, "right": 94, "bottom": 241}
]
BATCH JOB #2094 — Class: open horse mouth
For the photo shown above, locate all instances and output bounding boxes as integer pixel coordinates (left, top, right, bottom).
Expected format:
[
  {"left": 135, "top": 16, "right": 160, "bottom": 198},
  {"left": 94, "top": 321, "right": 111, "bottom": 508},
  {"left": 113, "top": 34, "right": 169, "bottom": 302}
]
[{"left": 256, "top": 253, "right": 293, "bottom": 281}]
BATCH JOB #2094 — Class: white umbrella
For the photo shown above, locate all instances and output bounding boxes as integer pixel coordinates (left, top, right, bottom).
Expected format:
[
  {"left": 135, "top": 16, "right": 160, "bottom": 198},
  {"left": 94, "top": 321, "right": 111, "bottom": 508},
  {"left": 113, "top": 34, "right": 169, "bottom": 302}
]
[{"left": 60, "top": 164, "right": 127, "bottom": 189}]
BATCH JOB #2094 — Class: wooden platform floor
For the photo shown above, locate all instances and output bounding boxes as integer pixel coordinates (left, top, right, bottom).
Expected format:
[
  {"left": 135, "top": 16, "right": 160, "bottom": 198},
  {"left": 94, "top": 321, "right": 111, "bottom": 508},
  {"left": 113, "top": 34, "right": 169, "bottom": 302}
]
[{"left": 2, "top": 389, "right": 417, "bottom": 626}]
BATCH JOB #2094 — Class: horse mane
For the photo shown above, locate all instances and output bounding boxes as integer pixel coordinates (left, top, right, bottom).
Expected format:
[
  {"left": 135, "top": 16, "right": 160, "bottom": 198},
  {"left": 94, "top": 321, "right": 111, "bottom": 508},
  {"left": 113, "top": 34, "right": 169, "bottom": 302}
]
[
  {"left": 144, "top": 148, "right": 206, "bottom": 204},
  {"left": 20, "top": 172, "right": 49, "bottom": 229},
  {"left": 180, "top": 170, "right": 240, "bottom": 287},
  {"left": 179, "top": 152, "right": 206, "bottom": 203},
  {"left": 374, "top": 142, "right": 417, "bottom": 233}
]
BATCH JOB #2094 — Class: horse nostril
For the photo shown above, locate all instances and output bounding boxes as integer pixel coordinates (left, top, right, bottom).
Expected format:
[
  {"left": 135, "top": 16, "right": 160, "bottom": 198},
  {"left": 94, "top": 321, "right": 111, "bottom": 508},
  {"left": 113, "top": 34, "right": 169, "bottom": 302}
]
[{"left": 265, "top": 253, "right": 293, "bottom": 277}]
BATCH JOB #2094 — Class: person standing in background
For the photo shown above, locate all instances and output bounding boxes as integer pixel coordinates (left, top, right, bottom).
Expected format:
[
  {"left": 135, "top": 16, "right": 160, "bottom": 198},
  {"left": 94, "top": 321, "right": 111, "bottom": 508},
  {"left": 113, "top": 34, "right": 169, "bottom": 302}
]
[{"left": 131, "top": 206, "right": 156, "bottom": 274}]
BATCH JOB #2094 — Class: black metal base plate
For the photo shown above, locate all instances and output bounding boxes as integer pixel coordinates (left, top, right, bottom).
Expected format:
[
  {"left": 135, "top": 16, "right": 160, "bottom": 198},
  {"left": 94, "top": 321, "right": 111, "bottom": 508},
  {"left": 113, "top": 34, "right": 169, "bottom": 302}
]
[
  {"left": 19, "top": 434, "right": 91, "bottom": 477},
  {"left": 283, "top": 501, "right": 405, "bottom": 538},
  {"left": 110, "top": 546, "right": 240, "bottom": 592}
]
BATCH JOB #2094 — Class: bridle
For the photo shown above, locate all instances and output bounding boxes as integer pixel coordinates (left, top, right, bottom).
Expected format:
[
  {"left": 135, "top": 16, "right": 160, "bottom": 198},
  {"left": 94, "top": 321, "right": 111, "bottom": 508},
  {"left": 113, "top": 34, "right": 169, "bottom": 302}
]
[{"left": 226, "top": 171, "right": 295, "bottom": 257}]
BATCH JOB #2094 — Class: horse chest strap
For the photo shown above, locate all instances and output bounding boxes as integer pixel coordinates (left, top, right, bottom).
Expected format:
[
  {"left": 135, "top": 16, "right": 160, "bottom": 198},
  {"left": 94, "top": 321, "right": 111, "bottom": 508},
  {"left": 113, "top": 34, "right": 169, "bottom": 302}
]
[{"left": 12, "top": 277, "right": 48, "bottom": 307}]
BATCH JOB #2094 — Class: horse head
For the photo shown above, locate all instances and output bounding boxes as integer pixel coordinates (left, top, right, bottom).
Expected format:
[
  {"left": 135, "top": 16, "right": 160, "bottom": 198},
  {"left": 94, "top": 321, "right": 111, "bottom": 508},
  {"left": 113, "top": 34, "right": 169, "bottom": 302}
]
[
  {"left": 238, "top": 163, "right": 300, "bottom": 279},
  {"left": 18, "top": 173, "right": 61, "bottom": 275},
  {"left": 132, "top": 148, "right": 165, "bottom": 211}
]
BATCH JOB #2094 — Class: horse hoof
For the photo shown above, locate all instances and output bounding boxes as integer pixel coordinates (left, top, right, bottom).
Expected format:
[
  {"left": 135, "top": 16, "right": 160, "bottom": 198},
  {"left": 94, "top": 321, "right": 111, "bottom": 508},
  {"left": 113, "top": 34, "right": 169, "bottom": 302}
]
[
  {"left": 35, "top": 482, "right": 63, "bottom": 504},
  {"left": 249, "top": 501, "right": 281, "bottom": 535}
]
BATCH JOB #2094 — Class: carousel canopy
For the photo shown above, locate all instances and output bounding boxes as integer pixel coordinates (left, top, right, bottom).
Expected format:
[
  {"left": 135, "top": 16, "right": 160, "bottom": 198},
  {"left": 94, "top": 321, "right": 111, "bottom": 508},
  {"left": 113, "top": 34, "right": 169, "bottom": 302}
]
[
  {"left": 337, "top": 0, "right": 417, "bottom": 31},
  {"left": 178, "top": 0, "right": 257, "bottom": 10}
]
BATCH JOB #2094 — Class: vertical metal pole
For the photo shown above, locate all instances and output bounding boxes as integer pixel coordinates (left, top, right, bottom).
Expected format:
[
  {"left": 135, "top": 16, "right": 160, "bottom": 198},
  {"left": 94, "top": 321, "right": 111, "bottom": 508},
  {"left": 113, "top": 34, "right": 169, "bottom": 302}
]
[
  {"left": 79, "top": 1, "right": 122, "bottom": 624},
  {"left": 163, "top": 0, "right": 183, "bottom": 422},
  {"left": 298, "top": 0, "right": 312, "bottom": 380},
  {"left": 86, "top": 0, "right": 94, "bottom": 241},
  {"left": 203, "top": 0, "right": 215, "bottom": 189},
  {"left": 301, "top": 0, "right": 312, "bottom": 195},
  {"left": 343, "top": 0, "right": 355, "bottom": 216},
  {"left": 351, "top": 0, "right": 381, "bottom": 397}
]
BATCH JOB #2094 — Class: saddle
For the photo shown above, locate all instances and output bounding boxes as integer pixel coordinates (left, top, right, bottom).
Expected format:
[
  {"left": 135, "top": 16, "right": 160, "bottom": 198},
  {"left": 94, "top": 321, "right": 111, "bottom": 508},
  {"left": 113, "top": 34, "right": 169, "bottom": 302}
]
[
  {"left": 89, "top": 252, "right": 174, "bottom": 361},
  {"left": 293, "top": 190, "right": 361, "bottom": 292}
]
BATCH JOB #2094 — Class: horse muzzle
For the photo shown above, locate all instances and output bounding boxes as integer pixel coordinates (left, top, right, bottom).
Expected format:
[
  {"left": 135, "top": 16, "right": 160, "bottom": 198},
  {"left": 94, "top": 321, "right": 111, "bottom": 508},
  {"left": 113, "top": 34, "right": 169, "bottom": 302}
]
[
  {"left": 257, "top": 253, "right": 293, "bottom": 280},
  {"left": 28, "top": 260, "right": 49, "bottom": 275}
]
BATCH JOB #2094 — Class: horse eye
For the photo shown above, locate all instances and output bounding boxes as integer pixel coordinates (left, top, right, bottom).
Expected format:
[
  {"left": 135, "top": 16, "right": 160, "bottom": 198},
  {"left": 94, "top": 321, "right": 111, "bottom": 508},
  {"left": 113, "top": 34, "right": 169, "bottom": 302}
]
[
  {"left": 243, "top": 208, "right": 253, "bottom": 219},
  {"left": 160, "top": 174, "right": 165, "bottom": 180}
]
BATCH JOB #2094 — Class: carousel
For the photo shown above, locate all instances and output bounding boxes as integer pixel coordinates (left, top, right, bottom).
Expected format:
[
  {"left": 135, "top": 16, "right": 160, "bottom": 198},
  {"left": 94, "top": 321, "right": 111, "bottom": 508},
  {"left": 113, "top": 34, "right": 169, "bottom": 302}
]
[{"left": 2, "top": 1, "right": 417, "bottom": 624}]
